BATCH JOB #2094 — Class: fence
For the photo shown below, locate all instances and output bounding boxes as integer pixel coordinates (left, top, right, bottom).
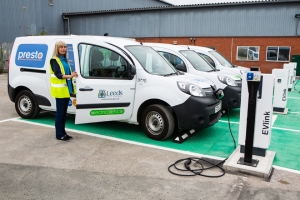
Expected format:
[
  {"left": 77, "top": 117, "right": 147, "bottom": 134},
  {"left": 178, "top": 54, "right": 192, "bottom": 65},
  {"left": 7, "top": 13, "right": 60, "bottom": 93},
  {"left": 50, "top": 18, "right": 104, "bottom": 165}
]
[{"left": 0, "top": 42, "right": 13, "bottom": 73}]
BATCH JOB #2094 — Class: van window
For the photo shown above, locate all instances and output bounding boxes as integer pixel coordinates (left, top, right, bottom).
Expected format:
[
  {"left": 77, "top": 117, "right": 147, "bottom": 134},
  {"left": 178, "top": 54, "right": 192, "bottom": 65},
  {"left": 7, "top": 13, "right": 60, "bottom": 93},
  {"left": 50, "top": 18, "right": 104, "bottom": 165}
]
[
  {"left": 198, "top": 53, "right": 216, "bottom": 68},
  {"left": 126, "top": 46, "right": 176, "bottom": 75},
  {"left": 208, "top": 51, "right": 234, "bottom": 67},
  {"left": 78, "top": 43, "right": 129, "bottom": 79},
  {"left": 157, "top": 52, "right": 184, "bottom": 68},
  {"left": 180, "top": 50, "right": 214, "bottom": 72}
]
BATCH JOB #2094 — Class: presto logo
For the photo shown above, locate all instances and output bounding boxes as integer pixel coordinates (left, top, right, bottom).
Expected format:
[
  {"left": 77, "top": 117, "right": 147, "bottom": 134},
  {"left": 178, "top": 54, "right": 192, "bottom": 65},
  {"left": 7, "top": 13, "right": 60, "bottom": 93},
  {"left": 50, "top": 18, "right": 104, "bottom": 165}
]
[
  {"left": 17, "top": 51, "right": 44, "bottom": 60},
  {"left": 15, "top": 44, "right": 48, "bottom": 68}
]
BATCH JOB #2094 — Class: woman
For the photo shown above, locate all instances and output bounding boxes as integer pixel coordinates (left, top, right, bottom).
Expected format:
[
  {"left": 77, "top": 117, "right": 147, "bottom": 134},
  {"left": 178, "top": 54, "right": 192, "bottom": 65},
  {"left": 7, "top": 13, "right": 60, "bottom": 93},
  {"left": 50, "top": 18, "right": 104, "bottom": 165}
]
[{"left": 50, "top": 41, "right": 78, "bottom": 141}]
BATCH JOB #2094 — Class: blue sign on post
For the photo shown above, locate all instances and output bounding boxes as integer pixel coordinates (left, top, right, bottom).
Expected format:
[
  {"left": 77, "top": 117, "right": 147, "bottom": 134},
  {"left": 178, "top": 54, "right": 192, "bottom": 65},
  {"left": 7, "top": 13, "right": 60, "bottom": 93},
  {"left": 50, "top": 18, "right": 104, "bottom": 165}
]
[
  {"left": 15, "top": 44, "right": 48, "bottom": 68},
  {"left": 247, "top": 72, "right": 254, "bottom": 81}
]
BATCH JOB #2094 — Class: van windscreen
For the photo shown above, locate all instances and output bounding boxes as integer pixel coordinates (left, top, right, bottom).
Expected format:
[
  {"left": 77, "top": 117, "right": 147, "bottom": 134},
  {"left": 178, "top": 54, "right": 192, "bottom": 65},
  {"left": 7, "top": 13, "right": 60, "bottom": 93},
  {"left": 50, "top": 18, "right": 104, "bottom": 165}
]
[
  {"left": 180, "top": 50, "right": 214, "bottom": 72},
  {"left": 209, "top": 51, "right": 234, "bottom": 68},
  {"left": 126, "top": 46, "right": 177, "bottom": 76}
]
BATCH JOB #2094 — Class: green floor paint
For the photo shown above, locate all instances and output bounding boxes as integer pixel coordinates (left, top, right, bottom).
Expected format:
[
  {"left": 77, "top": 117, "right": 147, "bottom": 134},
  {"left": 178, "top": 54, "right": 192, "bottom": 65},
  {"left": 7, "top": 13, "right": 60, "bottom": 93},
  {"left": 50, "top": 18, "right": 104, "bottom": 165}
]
[{"left": 20, "top": 91, "right": 300, "bottom": 171}]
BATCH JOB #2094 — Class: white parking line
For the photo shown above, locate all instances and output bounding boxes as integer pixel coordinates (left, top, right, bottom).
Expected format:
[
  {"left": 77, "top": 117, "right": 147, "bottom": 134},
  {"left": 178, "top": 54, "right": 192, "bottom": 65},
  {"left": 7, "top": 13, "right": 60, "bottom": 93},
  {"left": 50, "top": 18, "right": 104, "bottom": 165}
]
[
  {"left": 9, "top": 118, "right": 300, "bottom": 174},
  {"left": 0, "top": 117, "right": 20, "bottom": 123},
  {"left": 273, "top": 166, "right": 300, "bottom": 174},
  {"left": 289, "top": 112, "right": 300, "bottom": 114},
  {"left": 219, "top": 118, "right": 300, "bottom": 133}
]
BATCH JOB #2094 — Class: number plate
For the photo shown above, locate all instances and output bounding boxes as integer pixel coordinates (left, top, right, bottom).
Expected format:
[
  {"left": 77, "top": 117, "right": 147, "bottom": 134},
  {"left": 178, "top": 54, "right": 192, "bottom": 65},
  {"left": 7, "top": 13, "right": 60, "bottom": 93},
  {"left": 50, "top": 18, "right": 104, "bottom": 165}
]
[{"left": 215, "top": 102, "right": 222, "bottom": 113}]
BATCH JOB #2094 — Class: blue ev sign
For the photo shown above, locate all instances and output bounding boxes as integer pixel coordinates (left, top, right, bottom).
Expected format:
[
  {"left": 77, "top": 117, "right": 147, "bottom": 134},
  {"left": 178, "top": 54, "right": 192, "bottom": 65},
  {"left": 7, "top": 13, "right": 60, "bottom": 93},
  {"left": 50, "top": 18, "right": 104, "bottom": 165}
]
[{"left": 15, "top": 44, "right": 48, "bottom": 68}]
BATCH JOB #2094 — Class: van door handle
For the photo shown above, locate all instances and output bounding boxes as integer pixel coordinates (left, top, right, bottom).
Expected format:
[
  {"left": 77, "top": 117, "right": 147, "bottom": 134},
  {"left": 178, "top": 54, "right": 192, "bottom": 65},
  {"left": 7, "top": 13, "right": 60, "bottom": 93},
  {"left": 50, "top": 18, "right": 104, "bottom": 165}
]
[{"left": 79, "top": 87, "right": 94, "bottom": 91}]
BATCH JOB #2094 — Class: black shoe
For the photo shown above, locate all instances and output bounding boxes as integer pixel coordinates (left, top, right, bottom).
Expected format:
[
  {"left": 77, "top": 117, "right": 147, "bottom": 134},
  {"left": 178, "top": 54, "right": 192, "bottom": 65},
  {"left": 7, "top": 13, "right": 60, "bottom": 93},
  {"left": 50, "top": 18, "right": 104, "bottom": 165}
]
[
  {"left": 65, "top": 135, "right": 73, "bottom": 140},
  {"left": 57, "top": 135, "right": 71, "bottom": 141}
]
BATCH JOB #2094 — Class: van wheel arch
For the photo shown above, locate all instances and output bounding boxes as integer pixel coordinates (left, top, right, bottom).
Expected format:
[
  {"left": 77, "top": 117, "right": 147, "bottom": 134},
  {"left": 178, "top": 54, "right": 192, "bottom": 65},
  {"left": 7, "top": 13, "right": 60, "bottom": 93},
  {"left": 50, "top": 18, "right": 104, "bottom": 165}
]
[
  {"left": 12, "top": 86, "right": 31, "bottom": 102},
  {"left": 137, "top": 99, "right": 172, "bottom": 124}
]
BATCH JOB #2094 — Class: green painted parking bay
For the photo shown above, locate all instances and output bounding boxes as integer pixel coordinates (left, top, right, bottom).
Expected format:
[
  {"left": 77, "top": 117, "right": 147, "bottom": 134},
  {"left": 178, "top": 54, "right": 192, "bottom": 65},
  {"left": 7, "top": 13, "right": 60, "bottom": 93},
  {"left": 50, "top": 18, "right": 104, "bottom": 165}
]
[{"left": 19, "top": 90, "right": 300, "bottom": 171}]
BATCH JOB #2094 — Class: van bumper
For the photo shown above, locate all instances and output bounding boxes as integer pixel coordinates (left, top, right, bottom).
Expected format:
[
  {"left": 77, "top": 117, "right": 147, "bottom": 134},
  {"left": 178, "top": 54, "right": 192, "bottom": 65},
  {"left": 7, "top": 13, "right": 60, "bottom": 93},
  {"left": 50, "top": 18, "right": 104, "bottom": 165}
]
[
  {"left": 222, "top": 86, "right": 241, "bottom": 110},
  {"left": 8, "top": 84, "right": 15, "bottom": 102},
  {"left": 172, "top": 96, "right": 222, "bottom": 131}
]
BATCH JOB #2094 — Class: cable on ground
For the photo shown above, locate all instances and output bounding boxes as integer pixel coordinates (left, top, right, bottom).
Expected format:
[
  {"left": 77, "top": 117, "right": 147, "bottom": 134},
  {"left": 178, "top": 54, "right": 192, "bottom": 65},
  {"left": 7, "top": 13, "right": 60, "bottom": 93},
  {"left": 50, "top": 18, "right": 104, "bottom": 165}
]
[
  {"left": 293, "top": 79, "right": 300, "bottom": 93},
  {"left": 168, "top": 157, "right": 227, "bottom": 177}
]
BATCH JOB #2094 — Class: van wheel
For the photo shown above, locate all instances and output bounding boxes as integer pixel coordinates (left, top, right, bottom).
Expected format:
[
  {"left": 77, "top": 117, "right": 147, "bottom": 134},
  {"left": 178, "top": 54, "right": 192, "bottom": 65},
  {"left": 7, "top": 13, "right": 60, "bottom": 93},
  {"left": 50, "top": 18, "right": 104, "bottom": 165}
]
[
  {"left": 141, "top": 104, "right": 175, "bottom": 140},
  {"left": 15, "top": 90, "right": 40, "bottom": 119}
]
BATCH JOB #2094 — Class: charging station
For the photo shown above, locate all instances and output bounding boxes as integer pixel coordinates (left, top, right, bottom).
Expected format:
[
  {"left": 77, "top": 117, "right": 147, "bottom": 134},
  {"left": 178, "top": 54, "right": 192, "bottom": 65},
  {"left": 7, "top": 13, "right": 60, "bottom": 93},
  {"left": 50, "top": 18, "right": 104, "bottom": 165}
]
[
  {"left": 238, "top": 72, "right": 275, "bottom": 157},
  {"left": 223, "top": 68, "right": 276, "bottom": 178},
  {"left": 272, "top": 69, "right": 289, "bottom": 114},
  {"left": 283, "top": 63, "right": 297, "bottom": 91}
]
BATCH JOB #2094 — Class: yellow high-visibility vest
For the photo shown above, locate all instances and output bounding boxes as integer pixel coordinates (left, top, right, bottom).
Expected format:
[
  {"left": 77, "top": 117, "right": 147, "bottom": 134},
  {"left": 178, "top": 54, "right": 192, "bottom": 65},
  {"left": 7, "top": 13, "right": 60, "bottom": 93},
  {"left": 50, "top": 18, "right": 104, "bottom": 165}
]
[{"left": 50, "top": 56, "right": 76, "bottom": 98}]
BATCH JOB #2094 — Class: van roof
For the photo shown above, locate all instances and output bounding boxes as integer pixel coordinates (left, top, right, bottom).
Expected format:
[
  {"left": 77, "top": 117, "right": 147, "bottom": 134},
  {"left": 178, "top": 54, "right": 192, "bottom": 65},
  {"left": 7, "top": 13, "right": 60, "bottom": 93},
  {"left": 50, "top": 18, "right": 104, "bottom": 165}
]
[
  {"left": 183, "top": 46, "right": 216, "bottom": 52},
  {"left": 15, "top": 35, "right": 140, "bottom": 46},
  {"left": 143, "top": 43, "right": 191, "bottom": 51}
]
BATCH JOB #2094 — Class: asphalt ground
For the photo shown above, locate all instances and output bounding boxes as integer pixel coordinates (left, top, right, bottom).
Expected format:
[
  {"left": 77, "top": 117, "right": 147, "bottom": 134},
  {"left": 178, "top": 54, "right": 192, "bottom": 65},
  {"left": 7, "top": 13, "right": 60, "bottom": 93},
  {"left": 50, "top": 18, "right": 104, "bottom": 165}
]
[{"left": 1, "top": 73, "right": 300, "bottom": 200}]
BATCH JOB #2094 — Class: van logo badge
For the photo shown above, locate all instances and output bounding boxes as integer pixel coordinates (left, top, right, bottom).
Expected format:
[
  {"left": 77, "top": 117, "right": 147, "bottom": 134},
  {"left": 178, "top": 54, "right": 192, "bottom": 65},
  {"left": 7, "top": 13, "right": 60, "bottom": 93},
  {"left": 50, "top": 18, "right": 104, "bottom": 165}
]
[{"left": 98, "top": 90, "right": 106, "bottom": 98}]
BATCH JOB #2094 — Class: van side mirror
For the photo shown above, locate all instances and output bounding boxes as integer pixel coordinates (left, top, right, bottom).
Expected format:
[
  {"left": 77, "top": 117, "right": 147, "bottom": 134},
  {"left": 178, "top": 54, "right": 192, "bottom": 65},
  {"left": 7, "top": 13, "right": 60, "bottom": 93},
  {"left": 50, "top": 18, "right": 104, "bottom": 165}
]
[
  {"left": 128, "top": 64, "right": 136, "bottom": 80},
  {"left": 175, "top": 63, "right": 187, "bottom": 72}
]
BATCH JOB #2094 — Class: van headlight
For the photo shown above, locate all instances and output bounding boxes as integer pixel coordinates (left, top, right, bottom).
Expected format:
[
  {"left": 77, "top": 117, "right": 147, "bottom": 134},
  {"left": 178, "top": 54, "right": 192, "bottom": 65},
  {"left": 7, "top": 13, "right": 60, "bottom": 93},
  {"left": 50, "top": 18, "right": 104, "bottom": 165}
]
[
  {"left": 177, "top": 82, "right": 206, "bottom": 97},
  {"left": 217, "top": 75, "right": 238, "bottom": 86}
]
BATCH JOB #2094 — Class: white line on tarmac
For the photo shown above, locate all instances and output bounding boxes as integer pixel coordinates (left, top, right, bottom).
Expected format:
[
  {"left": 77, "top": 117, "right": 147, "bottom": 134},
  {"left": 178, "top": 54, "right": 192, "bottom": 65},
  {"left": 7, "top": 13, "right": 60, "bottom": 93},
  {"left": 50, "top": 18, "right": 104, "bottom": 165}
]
[
  {"left": 271, "top": 127, "right": 300, "bottom": 133},
  {"left": 10, "top": 118, "right": 300, "bottom": 174},
  {"left": 219, "top": 119, "right": 300, "bottom": 133},
  {"left": 11, "top": 118, "right": 224, "bottom": 159},
  {"left": 289, "top": 112, "right": 300, "bottom": 114},
  {"left": 273, "top": 166, "right": 300, "bottom": 174},
  {"left": 0, "top": 117, "right": 21, "bottom": 123}
]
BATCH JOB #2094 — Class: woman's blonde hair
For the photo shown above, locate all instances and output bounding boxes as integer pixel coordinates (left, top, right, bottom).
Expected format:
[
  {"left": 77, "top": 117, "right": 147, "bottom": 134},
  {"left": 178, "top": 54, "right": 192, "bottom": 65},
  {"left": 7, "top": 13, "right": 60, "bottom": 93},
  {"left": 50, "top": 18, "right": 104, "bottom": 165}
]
[{"left": 53, "top": 41, "right": 69, "bottom": 62}]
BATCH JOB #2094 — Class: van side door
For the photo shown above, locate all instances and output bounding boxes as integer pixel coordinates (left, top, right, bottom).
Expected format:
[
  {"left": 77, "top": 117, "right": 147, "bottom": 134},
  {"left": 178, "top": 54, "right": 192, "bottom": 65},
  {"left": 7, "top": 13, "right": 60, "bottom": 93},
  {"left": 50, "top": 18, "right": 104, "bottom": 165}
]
[{"left": 74, "top": 41, "right": 136, "bottom": 124}]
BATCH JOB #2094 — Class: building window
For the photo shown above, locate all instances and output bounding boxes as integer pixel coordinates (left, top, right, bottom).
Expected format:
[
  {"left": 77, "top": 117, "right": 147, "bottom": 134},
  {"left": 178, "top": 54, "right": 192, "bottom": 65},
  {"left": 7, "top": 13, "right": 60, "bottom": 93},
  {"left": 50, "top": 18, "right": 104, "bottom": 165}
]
[
  {"left": 236, "top": 46, "right": 259, "bottom": 61},
  {"left": 266, "top": 46, "right": 290, "bottom": 62},
  {"left": 48, "top": 0, "right": 53, "bottom": 6}
]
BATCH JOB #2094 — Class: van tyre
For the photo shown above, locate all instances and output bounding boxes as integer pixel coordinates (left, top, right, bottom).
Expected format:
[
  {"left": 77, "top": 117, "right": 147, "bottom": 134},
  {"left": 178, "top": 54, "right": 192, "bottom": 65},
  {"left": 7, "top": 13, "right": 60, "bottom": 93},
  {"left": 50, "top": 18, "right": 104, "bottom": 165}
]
[
  {"left": 142, "top": 104, "right": 175, "bottom": 140},
  {"left": 15, "top": 90, "right": 40, "bottom": 119}
]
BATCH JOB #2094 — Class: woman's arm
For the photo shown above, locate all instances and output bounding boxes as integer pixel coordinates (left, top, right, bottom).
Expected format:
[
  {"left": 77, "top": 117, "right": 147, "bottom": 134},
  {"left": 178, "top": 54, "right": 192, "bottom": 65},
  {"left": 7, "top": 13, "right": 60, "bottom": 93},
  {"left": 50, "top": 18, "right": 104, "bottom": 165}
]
[{"left": 50, "top": 59, "right": 77, "bottom": 79}]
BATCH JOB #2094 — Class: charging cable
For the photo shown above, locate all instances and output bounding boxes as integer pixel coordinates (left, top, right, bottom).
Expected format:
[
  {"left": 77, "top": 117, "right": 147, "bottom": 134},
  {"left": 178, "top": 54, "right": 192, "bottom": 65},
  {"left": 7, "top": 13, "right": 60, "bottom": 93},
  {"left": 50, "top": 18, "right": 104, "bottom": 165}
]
[
  {"left": 223, "top": 96, "right": 237, "bottom": 149},
  {"left": 294, "top": 79, "right": 300, "bottom": 93},
  {"left": 168, "top": 157, "right": 226, "bottom": 177}
]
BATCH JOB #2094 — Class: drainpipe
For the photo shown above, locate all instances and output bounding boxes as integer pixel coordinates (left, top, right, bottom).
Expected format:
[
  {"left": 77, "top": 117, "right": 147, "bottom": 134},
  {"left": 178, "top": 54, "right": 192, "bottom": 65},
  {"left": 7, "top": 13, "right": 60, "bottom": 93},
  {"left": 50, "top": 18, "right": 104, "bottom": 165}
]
[
  {"left": 231, "top": 38, "right": 233, "bottom": 62},
  {"left": 63, "top": 15, "right": 70, "bottom": 35}
]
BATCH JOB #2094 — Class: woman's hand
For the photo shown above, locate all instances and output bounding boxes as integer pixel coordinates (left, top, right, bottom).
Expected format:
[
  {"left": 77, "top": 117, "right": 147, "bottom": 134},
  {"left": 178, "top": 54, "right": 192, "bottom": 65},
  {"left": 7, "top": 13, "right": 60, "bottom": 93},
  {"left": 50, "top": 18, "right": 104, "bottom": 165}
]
[{"left": 71, "top": 71, "right": 78, "bottom": 78}]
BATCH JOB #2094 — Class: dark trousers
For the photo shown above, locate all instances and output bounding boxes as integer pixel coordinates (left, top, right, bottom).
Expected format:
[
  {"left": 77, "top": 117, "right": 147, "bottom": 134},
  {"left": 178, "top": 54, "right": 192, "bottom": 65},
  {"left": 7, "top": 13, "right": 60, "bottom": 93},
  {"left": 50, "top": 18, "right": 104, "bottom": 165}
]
[{"left": 55, "top": 98, "right": 70, "bottom": 139}]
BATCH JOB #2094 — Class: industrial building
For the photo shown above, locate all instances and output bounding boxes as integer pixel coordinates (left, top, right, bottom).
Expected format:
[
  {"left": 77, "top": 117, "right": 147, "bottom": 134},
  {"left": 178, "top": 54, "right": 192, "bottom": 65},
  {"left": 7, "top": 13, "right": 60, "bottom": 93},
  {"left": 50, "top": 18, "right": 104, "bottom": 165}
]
[{"left": 0, "top": 0, "right": 300, "bottom": 73}]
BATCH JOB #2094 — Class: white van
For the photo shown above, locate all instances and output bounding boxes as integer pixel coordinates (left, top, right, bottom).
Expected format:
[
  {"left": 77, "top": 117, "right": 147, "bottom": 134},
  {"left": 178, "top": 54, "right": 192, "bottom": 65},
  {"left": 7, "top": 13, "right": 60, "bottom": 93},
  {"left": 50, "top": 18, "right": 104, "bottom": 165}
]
[
  {"left": 184, "top": 46, "right": 249, "bottom": 76},
  {"left": 143, "top": 43, "right": 241, "bottom": 111},
  {"left": 8, "top": 35, "right": 223, "bottom": 140}
]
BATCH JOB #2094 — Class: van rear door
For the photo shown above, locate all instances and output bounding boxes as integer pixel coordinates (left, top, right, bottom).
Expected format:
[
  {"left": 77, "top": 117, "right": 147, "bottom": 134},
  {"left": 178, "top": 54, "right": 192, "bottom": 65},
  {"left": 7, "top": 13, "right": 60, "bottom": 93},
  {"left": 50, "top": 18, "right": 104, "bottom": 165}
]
[{"left": 73, "top": 39, "right": 136, "bottom": 124}]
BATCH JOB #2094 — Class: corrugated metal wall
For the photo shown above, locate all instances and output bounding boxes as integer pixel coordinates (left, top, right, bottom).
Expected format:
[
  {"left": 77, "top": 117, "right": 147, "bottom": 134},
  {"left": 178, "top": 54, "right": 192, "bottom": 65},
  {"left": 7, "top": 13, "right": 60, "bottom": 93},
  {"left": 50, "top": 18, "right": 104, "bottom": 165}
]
[
  {"left": 0, "top": 0, "right": 167, "bottom": 42},
  {"left": 68, "top": 3, "right": 300, "bottom": 37},
  {"left": 0, "top": 1, "right": 300, "bottom": 42}
]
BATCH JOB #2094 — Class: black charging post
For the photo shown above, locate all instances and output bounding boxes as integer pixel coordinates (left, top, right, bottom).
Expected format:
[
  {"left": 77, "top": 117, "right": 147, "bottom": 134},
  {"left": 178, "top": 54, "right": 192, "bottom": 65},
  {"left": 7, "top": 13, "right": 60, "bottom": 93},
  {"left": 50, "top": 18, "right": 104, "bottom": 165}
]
[{"left": 238, "top": 68, "right": 261, "bottom": 167}]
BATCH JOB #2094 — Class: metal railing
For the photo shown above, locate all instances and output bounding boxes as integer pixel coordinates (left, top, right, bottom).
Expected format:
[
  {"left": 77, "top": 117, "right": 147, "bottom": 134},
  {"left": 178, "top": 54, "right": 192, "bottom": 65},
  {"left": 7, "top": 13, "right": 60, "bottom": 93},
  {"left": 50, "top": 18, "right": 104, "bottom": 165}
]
[{"left": 0, "top": 42, "right": 13, "bottom": 73}]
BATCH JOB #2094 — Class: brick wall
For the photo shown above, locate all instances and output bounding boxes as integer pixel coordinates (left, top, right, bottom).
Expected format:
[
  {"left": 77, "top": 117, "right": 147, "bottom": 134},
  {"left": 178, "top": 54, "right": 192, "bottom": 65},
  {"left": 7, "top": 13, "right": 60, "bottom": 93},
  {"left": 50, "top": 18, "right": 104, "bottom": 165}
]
[{"left": 137, "top": 37, "right": 300, "bottom": 74}]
